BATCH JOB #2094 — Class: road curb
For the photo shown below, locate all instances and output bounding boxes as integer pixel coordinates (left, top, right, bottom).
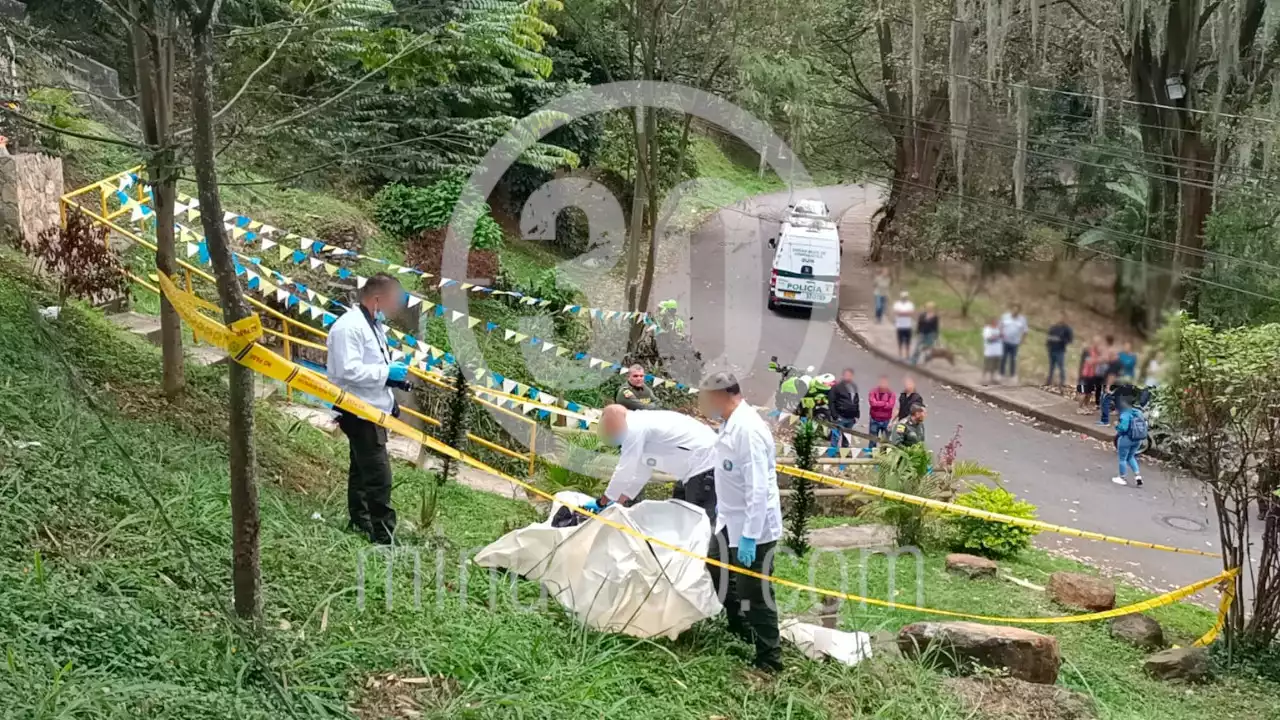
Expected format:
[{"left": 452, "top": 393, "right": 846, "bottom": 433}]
[{"left": 835, "top": 315, "right": 1115, "bottom": 443}]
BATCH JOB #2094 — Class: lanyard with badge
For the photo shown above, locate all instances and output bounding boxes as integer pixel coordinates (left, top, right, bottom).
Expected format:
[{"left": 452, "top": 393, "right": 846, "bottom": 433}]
[{"left": 359, "top": 305, "right": 391, "bottom": 366}]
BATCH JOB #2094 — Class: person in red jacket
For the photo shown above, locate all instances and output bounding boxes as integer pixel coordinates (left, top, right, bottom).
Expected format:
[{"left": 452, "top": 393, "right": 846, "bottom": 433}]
[{"left": 867, "top": 375, "right": 897, "bottom": 449}]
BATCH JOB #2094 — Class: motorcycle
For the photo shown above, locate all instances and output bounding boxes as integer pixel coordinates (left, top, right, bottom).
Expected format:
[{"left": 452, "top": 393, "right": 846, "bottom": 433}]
[{"left": 768, "top": 355, "right": 835, "bottom": 420}]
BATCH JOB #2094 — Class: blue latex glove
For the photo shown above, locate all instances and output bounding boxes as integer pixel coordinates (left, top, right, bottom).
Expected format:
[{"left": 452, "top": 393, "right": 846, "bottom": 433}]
[
  {"left": 736, "top": 536, "right": 758, "bottom": 566},
  {"left": 581, "top": 500, "right": 601, "bottom": 513},
  {"left": 387, "top": 362, "right": 409, "bottom": 382}
]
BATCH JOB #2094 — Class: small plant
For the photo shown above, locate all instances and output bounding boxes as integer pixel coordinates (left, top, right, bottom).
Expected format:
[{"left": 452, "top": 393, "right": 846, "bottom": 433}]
[
  {"left": 946, "top": 483, "right": 1040, "bottom": 559},
  {"left": 866, "top": 444, "right": 944, "bottom": 548},
  {"left": 22, "top": 209, "right": 129, "bottom": 303},
  {"left": 438, "top": 364, "right": 471, "bottom": 487},
  {"left": 536, "top": 431, "right": 613, "bottom": 498},
  {"left": 784, "top": 419, "right": 820, "bottom": 557},
  {"left": 373, "top": 178, "right": 504, "bottom": 249}
]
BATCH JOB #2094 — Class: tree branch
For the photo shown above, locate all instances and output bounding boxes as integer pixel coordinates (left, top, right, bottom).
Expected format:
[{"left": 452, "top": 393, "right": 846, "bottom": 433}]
[{"left": 211, "top": 6, "right": 308, "bottom": 122}]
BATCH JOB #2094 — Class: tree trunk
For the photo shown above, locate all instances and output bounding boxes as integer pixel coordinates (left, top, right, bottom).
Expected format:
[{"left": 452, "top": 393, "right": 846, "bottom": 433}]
[
  {"left": 188, "top": 11, "right": 261, "bottom": 622},
  {"left": 131, "top": 8, "right": 184, "bottom": 398}
]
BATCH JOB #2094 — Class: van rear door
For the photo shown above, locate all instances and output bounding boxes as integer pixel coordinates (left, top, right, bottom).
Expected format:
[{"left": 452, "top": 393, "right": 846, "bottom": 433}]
[{"left": 772, "top": 227, "right": 839, "bottom": 305}]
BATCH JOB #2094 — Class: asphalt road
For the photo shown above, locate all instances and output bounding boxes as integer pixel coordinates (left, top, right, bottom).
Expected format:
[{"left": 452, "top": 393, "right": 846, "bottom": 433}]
[{"left": 655, "top": 184, "right": 1257, "bottom": 598}]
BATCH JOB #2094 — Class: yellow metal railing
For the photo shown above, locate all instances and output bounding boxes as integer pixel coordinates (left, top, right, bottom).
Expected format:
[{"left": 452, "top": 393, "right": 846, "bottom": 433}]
[{"left": 61, "top": 168, "right": 539, "bottom": 477}]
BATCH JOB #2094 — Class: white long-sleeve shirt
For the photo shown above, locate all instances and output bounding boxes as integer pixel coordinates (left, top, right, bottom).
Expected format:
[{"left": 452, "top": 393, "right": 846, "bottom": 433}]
[
  {"left": 604, "top": 410, "right": 717, "bottom": 502},
  {"left": 713, "top": 401, "right": 783, "bottom": 548},
  {"left": 326, "top": 306, "right": 395, "bottom": 414}
]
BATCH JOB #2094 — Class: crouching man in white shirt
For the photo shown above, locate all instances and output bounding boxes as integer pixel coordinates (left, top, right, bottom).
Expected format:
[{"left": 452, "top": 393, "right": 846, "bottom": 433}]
[
  {"left": 698, "top": 371, "right": 785, "bottom": 673},
  {"left": 589, "top": 404, "right": 718, "bottom": 520}
]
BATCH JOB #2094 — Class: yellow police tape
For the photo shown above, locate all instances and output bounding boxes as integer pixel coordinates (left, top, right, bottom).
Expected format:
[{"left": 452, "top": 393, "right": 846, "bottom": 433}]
[
  {"left": 157, "top": 274, "right": 1237, "bottom": 646},
  {"left": 778, "top": 466, "right": 1221, "bottom": 558}
]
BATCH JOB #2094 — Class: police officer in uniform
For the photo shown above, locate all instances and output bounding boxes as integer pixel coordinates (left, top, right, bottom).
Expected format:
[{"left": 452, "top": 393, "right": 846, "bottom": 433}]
[
  {"left": 698, "top": 371, "right": 784, "bottom": 673},
  {"left": 587, "top": 404, "right": 718, "bottom": 519},
  {"left": 890, "top": 403, "right": 927, "bottom": 448},
  {"left": 326, "top": 272, "right": 408, "bottom": 544}
]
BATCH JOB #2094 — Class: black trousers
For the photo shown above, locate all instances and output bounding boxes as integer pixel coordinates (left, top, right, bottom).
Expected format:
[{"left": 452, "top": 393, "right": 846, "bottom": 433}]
[
  {"left": 338, "top": 413, "right": 396, "bottom": 544},
  {"left": 709, "top": 528, "right": 782, "bottom": 672},
  {"left": 671, "top": 468, "right": 717, "bottom": 521}
]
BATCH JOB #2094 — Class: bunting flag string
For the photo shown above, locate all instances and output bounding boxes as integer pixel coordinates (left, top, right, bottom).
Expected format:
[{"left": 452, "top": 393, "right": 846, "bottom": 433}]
[{"left": 145, "top": 193, "right": 680, "bottom": 331}]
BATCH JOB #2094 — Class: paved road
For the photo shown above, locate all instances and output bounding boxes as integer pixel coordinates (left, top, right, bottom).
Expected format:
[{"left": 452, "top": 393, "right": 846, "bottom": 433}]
[{"left": 656, "top": 184, "right": 1252, "bottom": 598}]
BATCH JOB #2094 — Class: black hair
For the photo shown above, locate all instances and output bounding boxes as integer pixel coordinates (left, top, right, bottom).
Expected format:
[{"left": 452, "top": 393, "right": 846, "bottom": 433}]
[
  {"left": 724, "top": 383, "right": 741, "bottom": 396},
  {"left": 360, "top": 272, "right": 400, "bottom": 298}
]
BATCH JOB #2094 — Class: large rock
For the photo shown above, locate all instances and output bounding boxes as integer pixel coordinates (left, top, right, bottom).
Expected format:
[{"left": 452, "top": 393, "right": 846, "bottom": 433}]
[
  {"left": 1047, "top": 572, "right": 1116, "bottom": 611},
  {"left": 946, "top": 553, "right": 998, "bottom": 579},
  {"left": 1109, "top": 614, "right": 1164, "bottom": 650},
  {"left": 898, "top": 621, "right": 1061, "bottom": 684},
  {"left": 1144, "top": 647, "right": 1211, "bottom": 682},
  {"left": 945, "top": 677, "right": 1097, "bottom": 720}
]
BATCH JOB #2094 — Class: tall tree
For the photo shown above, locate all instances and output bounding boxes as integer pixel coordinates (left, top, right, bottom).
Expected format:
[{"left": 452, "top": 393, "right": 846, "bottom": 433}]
[
  {"left": 183, "top": 0, "right": 261, "bottom": 621},
  {"left": 129, "top": 0, "right": 184, "bottom": 398}
]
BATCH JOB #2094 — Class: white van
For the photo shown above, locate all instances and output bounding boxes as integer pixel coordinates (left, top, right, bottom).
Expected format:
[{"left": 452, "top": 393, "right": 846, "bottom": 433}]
[
  {"left": 767, "top": 219, "right": 840, "bottom": 310},
  {"left": 786, "top": 198, "right": 830, "bottom": 222}
]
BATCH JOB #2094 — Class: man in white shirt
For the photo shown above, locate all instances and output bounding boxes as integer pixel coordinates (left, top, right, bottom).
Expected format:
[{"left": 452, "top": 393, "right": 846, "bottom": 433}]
[
  {"left": 998, "top": 303, "right": 1030, "bottom": 379},
  {"left": 892, "top": 291, "right": 916, "bottom": 359},
  {"left": 981, "top": 316, "right": 1003, "bottom": 385},
  {"left": 327, "top": 273, "right": 409, "bottom": 544},
  {"left": 588, "top": 405, "right": 718, "bottom": 520},
  {"left": 698, "top": 371, "right": 784, "bottom": 673}
]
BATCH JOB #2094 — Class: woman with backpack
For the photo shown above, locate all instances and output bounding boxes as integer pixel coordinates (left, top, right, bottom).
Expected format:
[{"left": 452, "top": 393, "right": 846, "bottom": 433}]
[{"left": 1112, "top": 397, "right": 1148, "bottom": 487}]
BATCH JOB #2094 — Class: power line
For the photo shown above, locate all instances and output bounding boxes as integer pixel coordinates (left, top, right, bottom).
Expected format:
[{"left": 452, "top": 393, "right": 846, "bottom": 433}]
[{"left": 832, "top": 104, "right": 1280, "bottom": 202}]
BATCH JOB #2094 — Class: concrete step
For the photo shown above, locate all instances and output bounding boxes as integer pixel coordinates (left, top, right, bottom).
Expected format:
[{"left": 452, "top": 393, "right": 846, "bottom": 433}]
[
  {"left": 108, "top": 311, "right": 162, "bottom": 344},
  {"left": 188, "top": 345, "right": 227, "bottom": 367}
]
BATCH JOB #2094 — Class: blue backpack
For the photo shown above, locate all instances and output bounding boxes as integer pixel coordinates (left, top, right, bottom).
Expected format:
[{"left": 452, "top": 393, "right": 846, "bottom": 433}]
[{"left": 1127, "top": 409, "right": 1149, "bottom": 441}]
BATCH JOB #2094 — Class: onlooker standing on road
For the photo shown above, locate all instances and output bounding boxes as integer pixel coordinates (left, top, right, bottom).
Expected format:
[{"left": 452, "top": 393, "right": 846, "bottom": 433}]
[
  {"left": 998, "top": 304, "right": 1029, "bottom": 379},
  {"left": 1139, "top": 351, "right": 1162, "bottom": 407},
  {"left": 616, "top": 364, "right": 658, "bottom": 410},
  {"left": 1098, "top": 351, "right": 1121, "bottom": 425},
  {"left": 867, "top": 376, "right": 896, "bottom": 449},
  {"left": 892, "top": 291, "right": 916, "bottom": 359},
  {"left": 873, "top": 269, "right": 891, "bottom": 324},
  {"left": 1076, "top": 337, "right": 1102, "bottom": 412},
  {"left": 1112, "top": 397, "right": 1147, "bottom": 487},
  {"left": 897, "top": 375, "right": 923, "bottom": 421},
  {"left": 827, "top": 368, "right": 860, "bottom": 450},
  {"left": 1045, "top": 315, "right": 1074, "bottom": 389},
  {"left": 1117, "top": 341, "right": 1138, "bottom": 381},
  {"left": 981, "top": 317, "right": 1003, "bottom": 385},
  {"left": 910, "top": 302, "right": 940, "bottom": 365}
]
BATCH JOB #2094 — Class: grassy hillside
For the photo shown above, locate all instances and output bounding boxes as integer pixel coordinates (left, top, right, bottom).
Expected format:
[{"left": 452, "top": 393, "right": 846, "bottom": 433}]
[{"left": 3, "top": 254, "right": 1279, "bottom": 719}]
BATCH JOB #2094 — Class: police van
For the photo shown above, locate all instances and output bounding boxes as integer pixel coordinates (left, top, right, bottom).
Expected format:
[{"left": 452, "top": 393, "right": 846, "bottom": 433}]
[{"left": 767, "top": 218, "right": 840, "bottom": 311}]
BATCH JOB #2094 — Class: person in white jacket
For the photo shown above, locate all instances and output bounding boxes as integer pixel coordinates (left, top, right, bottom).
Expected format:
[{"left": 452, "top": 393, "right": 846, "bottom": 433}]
[
  {"left": 698, "top": 371, "right": 784, "bottom": 673},
  {"left": 326, "top": 273, "right": 408, "bottom": 544},
  {"left": 588, "top": 405, "right": 718, "bottom": 519}
]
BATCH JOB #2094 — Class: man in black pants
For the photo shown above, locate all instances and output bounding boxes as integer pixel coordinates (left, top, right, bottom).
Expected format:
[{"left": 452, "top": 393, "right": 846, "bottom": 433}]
[
  {"left": 326, "top": 273, "right": 408, "bottom": 544},
  {"left": 699, "top": 372, "right": 785, "bottom": 673}
]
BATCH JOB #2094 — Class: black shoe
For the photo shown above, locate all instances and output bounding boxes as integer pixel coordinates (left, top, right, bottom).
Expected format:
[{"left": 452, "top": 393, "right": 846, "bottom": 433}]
[
  {"left": 753, "top": 658, "right": 784, "bottom": 674},
  {"left": 346, "top": 520, "right": 373, "bottom": 535},
  {"left": 1135, "top": 477, "right": 1144, "bottom": 487}
]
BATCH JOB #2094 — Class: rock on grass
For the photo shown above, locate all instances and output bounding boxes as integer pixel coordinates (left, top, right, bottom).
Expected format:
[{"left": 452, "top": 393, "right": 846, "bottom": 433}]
[
  {"left": 898, "top": 621, "right": 1061, "bottom": 684},
  {"left": 1046, "top": 572, "right": 1116, "bottom": 612}
]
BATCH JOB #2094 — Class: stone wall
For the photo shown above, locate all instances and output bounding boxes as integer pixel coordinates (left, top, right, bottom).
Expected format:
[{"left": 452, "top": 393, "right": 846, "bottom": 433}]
[{"left": 0, "top": 152, "right": 64, "bottom": 246}]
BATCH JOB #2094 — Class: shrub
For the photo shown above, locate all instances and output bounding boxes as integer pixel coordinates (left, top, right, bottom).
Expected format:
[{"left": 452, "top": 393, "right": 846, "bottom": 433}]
[
  {"left": 946, "top": 484, "right": 1040, "bottom": 559},
  {"left": 23, "top": 209, "right": 129, "bottom": 303},
  {"left": 866, "top": 444, "right": 947, "bottom": 548},
  {"left": 784, "top": 419, "right": 819, "bottom": 557},
  {"left": 373, "top": 177, "right": 504, "bottom": 249}
]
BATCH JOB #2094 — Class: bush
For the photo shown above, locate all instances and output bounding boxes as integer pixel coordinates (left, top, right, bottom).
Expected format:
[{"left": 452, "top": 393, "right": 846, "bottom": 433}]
[
  {"left": 373, "top": 178, "right": 504, "bottom": 249},
  {"left": 946, "top": 484, "right": 1040, "bottom": 559},
  {"left": 867, "top": 444, "right": 947, "bottom": 548}
]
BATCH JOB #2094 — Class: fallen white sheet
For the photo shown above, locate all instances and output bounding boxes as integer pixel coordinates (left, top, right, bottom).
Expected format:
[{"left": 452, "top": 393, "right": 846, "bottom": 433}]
[
  {"left": 779, "top": 620, "right": 874, "bottom": 666},
  {"left": 473, "top": 492, "right": 723, "bottom": 640}
]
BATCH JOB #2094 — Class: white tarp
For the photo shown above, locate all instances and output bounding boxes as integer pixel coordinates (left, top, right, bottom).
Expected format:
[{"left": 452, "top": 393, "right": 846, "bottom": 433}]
[
  {"left": 779, "top": 620, "right": 873, "bottom": 666},
  {"left": 473, "top": 492, "right": 723, "bottom": 639}
]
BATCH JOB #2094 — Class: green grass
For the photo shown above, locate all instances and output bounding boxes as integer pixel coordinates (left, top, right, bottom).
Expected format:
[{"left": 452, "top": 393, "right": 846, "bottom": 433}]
[{"left": 2, "top": 254, "right": 1278, "bottom": 718}]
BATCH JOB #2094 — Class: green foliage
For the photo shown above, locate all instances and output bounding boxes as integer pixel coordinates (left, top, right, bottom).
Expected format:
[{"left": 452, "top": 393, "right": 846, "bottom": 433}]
[
  {"left": 1199, "top": 193, "right": 1280, "bottom": 328},
  {"left": 784, "top": 420, "right": 819, "bottom": 557},
  {"left": 21, "top": 87, "right": 94, "bottom": 154},
  {"left": 866, "top": 444, "right": 946, "bottom": 548},
  {"left": 373, "top": 178, "right": 504, "bottom": 249},
  {"left": 536, "top": 430, "right": 612, "bottom": 497},
  {"left": 438, "top": 364, "right": 472, "bottom": 488},
  {"left": 946, "top": 484, "right": 1040, "bottom": 559}
]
